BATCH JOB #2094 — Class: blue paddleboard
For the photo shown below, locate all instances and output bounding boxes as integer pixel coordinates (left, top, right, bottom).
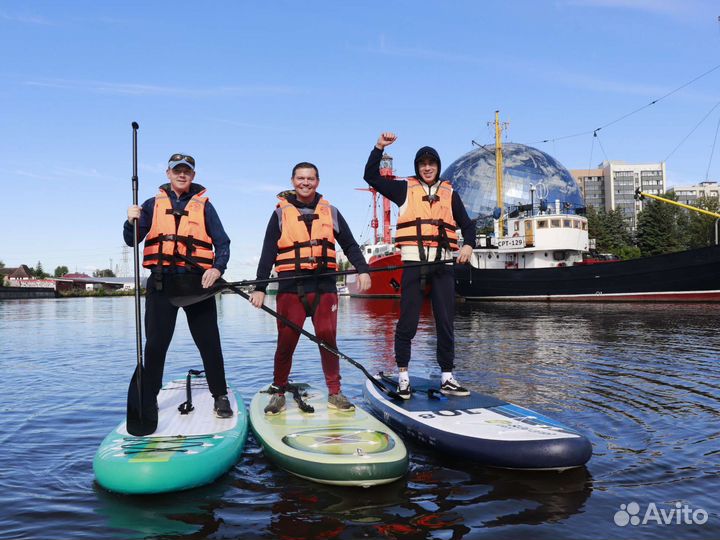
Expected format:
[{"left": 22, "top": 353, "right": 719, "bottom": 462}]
[{"left": 363, "top": 374, "right": 592, "bottom": 470}]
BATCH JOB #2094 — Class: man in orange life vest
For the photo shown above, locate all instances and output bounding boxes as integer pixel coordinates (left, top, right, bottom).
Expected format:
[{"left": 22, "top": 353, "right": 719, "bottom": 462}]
[
  {"left": 124, "top": 153, "right": 233, "bottom": 419},
  {"left": 249, "top": 162, "right": 371, "bottom": 415},
  {"left": 364, "top": 132, "right": 476, "bottom": 399}
]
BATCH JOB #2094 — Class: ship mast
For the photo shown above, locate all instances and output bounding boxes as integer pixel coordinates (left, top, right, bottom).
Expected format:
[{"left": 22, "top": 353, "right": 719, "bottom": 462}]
[
  {"left": 492, "top": 111, "right": 508, "bottom": 238},
  {"left": 357, "top": 153, "right": 396, "bottom": 245},
  {"left": 379, "top": 153, "right": 395, "bottom": 244}
]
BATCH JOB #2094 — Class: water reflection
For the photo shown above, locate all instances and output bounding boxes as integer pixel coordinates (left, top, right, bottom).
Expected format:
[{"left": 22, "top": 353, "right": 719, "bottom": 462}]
[{"left": 2, "top": 298, "right": 719, "bottom": 539}]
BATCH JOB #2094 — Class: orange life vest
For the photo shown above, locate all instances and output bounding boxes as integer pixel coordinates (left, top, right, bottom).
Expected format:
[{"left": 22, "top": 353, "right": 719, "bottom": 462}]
[
  {"left": 142, "top": 188, "right": 215, "bottom": 270},
  {"left": 275, "top": 196, "right": 337, "bottom": 273},
  {"left": 395, "top": 178, "right": 459, "bottom": 259}
]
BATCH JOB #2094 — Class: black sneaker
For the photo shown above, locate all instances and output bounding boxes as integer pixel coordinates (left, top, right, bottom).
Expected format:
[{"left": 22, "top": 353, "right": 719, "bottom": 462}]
[
  {"left": 396, "top": 380, "right": 412, "bottom": 400},
  {"left": 214, "top": 395, "right": 234, "bottom": 418},
  {"left": 440, "top": 377, "right": 470, "bottom": 396},
  {"left": 264, "top": 394, "right": 286, "bottom": 415}
]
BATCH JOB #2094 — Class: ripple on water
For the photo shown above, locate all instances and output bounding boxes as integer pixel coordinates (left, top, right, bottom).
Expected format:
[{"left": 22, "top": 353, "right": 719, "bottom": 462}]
[{"left": 2, "top": 297, "right": 720, "bottom": 539}]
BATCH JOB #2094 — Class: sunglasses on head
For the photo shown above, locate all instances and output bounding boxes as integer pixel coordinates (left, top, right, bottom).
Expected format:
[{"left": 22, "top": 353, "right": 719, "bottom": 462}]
[{"left": 169, "top": 154, "right": 195, "bottom": 167}]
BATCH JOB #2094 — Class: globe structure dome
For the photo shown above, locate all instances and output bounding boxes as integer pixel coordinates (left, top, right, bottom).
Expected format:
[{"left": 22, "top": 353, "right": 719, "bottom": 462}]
[{"left": 442, "top": 143, "right": 585, "bottom": 225}]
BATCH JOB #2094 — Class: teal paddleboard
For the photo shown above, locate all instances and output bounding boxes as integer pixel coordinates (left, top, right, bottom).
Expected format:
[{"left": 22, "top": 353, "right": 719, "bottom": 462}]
[
  {"left": 250, "top": 383, "right": 408, "bottom": 487},
  {"left": 94, "top": 375, "right": 248, "bottom": 494}
]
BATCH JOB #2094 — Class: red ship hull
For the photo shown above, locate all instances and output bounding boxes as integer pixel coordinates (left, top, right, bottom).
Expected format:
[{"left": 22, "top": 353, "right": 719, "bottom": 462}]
[{"left": 347, "top": 252, "right": 403, "bottom": 298}]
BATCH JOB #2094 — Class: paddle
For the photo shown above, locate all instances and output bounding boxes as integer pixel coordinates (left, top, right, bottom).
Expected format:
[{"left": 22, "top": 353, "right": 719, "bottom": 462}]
[
  {"left": 126, "top": 122, "right": 158, "bottom": 436},
  {"left": 168, "top": 258, "right": 455, "bottom": 308},
  {"left": 175, "top": 253, "right": 403, "bottom": 400}
]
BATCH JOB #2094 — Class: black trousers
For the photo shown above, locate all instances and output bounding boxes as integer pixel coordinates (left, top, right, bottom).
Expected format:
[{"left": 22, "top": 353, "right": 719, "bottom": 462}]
[
  {"left": 394, "top": 263, "right": 455, "bottom": 372},
  {"left": 143, "top": 276, "right": 228, "bottom": 398}
]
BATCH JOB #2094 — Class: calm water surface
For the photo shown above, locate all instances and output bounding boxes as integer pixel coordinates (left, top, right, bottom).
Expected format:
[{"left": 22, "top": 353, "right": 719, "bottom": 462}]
[{"left": 1, "top": 296, "right": 718, "bottom": 539}]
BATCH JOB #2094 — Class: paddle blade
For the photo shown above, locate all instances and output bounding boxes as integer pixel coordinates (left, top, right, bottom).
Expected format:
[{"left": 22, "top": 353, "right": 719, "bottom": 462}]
[
  {"left": 126, "top": 366, "right": 158, "bottom": 436},
  {"left": 166, "top": 274, "right": 225, "bottom": 308}
]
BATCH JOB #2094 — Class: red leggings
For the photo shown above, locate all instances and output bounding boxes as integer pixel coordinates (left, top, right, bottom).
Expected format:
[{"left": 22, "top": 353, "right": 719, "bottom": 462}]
[{"left": 273, "top": 292, "right": 341, "bottom": 394}]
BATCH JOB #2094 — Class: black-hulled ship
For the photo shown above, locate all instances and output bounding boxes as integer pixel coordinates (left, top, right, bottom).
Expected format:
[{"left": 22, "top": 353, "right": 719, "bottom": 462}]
[{"left": 450, "top": 112, "right": 720, "bottom": 302}]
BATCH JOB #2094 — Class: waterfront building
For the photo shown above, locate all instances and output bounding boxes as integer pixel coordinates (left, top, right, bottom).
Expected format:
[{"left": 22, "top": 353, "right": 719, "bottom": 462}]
[
  {"left": 570, "top": 160, "right": 666, "bottom": 229},
  {"left": 570, "top": 168, "right": 604, "bottom": 210},
  {"left": 670, "top": 181, "right": 720, "bottom": 205}
]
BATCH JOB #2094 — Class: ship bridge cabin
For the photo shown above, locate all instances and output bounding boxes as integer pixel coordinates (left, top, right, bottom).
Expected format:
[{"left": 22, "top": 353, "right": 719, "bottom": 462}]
[{"left": 470, "top": 200, "right": 589, "bottom": 270}]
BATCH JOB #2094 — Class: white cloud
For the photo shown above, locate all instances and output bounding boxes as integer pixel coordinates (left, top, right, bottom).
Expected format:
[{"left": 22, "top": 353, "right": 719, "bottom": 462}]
[
  {"left": 0, "top": 10, "right": 54, "bottom": 25},
  {"left": 23, "top": 78, "right": 302, "bottom": 97}
]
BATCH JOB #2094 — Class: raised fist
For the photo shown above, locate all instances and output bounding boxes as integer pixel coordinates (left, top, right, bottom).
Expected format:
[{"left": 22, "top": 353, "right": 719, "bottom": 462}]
[{"left": 376, "top": 132, "right": 397, "bottom": 150}]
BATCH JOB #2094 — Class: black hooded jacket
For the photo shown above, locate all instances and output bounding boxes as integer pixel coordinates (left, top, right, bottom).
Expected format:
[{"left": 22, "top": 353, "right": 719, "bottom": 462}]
[
  {"left": 413, "top": 146, "right": 442, "bottom": 180},
  {"left": 363, "top": 146, "right": 476, "bottom": 248}
]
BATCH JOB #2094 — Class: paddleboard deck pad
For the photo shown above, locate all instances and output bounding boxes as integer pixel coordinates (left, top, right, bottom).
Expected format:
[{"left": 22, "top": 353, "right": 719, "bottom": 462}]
[
  {"left": 249, "top": 382, "right": 408, "bottom": 487},
  {"left": 94, "top": 374, "right": 248, "bottom": 494},
  {"left": 364, "top": 374, "right": 592, "bottom": 470}
]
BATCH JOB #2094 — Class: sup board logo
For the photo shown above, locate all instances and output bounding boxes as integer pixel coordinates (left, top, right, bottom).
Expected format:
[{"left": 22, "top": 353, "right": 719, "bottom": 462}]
[
  {"left": 614, "top": 502, "right": 708, "bottom": 527},
  {"left": 283, "top": 428, "right": 394, "bottom": 455},
  {"left": 331, "top": 303, "right": 337, "bottom": 312}
]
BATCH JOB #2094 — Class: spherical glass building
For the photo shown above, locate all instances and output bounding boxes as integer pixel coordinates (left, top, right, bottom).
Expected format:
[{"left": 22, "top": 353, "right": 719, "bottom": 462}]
[{"left": 442, "top": 143, "right": 585, "bottom": 225}]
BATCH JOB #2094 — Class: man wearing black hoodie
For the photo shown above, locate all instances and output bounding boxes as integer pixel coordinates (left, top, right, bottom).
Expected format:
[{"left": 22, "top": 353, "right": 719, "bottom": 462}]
[
  {"left": 364, "top": 132, "right": 476, "bottom": 399},
  {"left": 250, "top": 162, "right": 371, "bottom": 415}
]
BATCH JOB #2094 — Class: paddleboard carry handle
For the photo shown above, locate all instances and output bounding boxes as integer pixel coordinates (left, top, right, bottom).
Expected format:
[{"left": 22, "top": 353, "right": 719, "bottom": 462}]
[{"left": 427, "top": 388, "right": 446, "bottom": 401}]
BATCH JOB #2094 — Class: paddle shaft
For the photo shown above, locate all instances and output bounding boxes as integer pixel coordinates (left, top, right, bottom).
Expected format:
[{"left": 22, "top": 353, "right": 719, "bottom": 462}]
[
  {"left": 232, "top": 283, "right": 400, "bottom": 399},
  {"left": 176, "top": 253, "right": 400, "bottom": 400},
  {"left": 168, "top": 258, "right": 457, "bottom": 308},
  {"left": 225, "top": 258, "right": 454, "bottom": 289},
  {"left": 130, "top": 122, "right": 143, "bottom": 418}
]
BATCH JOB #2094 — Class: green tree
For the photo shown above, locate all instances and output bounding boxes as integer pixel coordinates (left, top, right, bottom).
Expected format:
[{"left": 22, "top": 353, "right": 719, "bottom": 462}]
[
  {"left": 0, "top": 260, "right": 5, "bottom": 269},
  {"left": 54, "top": 265, "right": 70, "bottom": 277},
  {"left": 93, "top": 268, "right": 116, "bottom": 277},
  {"left": 586, "top": 205, "right": 632, "bottom": 255},
  {"left": 33, "top": 261, "right": 49, "bottom": 279},
  {"left": 636, "top": 191, "right": 687, "bottom": 256},
  {"left": 685, "top": 196, "right": 720, "bottom": 249}
]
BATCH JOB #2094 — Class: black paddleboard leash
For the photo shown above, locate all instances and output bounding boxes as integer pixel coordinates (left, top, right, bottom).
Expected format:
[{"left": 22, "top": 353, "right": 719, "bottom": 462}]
[
  {"left": 178, "top": 369, "right": 205, "bottom": 414},
  {"left": 262, "top": 383, "right": 314, "bottom": 413}
]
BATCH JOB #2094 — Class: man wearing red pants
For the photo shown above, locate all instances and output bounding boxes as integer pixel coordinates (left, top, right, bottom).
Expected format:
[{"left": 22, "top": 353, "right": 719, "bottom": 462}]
[{"left": 249, "top": 162, "right": 371, "bottom": 414}]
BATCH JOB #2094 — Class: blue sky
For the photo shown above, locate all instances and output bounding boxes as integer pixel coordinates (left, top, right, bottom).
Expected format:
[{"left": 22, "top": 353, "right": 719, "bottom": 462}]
[{"left": 2, "top": 0, "right": 719, "bottom": 279}]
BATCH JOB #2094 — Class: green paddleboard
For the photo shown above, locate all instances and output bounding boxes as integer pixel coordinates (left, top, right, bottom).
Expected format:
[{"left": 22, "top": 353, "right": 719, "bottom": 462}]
[
  {"left": 94, "top": 375, "right": 248, "bottom": 494},
  {"left": 250, "top": 382, "right": 407, "bottom": 487}
]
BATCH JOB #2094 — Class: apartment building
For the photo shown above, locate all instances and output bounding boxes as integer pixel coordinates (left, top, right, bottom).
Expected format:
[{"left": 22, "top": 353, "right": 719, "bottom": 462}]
[
  {"left": 670, "top": 181, "right": 719, "bottom": 205},
  {"left": 570, "top": 160, "right": 666, "bottom": 229}
]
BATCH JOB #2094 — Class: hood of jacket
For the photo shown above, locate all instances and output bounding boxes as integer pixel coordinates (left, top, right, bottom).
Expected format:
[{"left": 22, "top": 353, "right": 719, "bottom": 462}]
[{"left": 413, "top": 146, "right": 442, "bottom": 183}]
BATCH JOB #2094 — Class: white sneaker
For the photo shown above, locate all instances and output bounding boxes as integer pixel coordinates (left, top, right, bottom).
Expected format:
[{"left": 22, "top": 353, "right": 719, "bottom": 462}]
[
  {"left": 396, "top": 379, "right": 412, "bottom": 400},
  {"left": 440, "top": 377, "right": 470, "bottom": 396}
]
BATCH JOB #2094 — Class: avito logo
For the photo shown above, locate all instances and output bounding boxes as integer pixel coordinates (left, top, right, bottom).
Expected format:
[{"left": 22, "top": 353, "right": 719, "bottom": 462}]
[{"left": 614, "top": 501, "right": 708, "bottom": 527}]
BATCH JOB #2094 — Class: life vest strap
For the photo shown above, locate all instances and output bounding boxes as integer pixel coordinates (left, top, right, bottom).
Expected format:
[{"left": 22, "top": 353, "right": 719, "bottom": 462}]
[
  {"left": 395, "top": 234, "right": 459, "bottom": 245},
  {"left": 297, "top": 214, "right": 319, "bottom": 222},
  {"left": 144, "top": 253, "right": 215, "bottom": 266},
  {"left": 396, "top": 219, "right": 456, "bottom": 231},
  {"left": 145, "top": 234, "right": 213, "bottom": 250},
  {"left": 165, "top": 208, "right": 189, "bottom": 217},
  {"left": 276, "top": 238, "right": 335, "bottom": 254}
]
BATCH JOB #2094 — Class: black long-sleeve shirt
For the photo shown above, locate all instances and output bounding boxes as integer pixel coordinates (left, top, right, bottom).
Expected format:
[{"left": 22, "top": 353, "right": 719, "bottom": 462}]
[
  {"left": 363, "top": 146, "right": 476, "bottom": 248},
  {"left": 254, "top": 192, "right": 370, "bottom": 294}
]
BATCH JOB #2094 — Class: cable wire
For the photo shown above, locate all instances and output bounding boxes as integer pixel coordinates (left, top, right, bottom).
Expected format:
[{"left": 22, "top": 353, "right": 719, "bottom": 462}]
[
  {"left": 529, "top": 62, "right": 720, "bottom": 145},
  {"left": 705, "top": 112, "right": 720, "bottom": 182}
]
